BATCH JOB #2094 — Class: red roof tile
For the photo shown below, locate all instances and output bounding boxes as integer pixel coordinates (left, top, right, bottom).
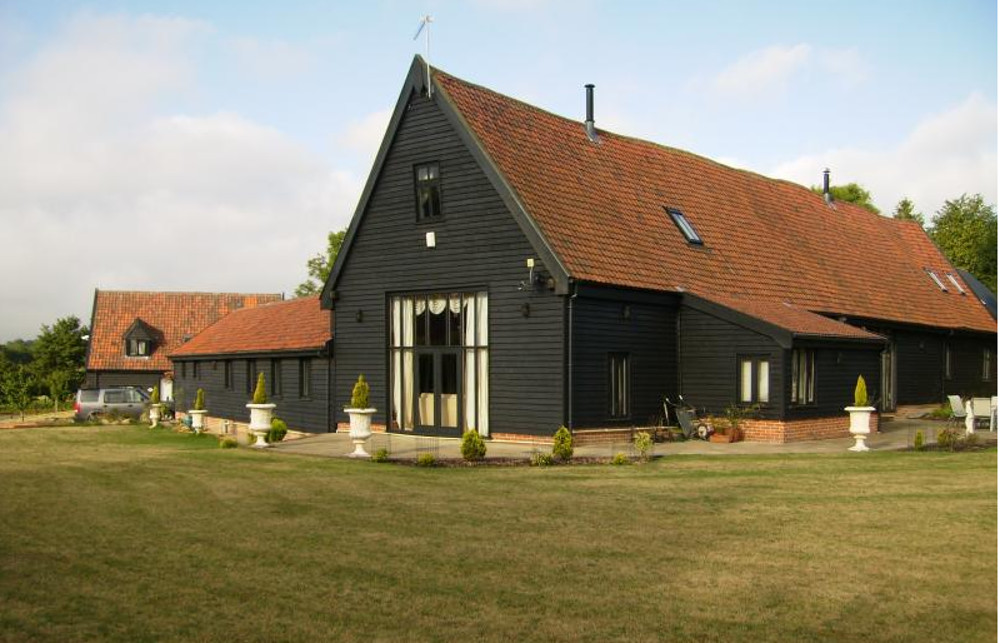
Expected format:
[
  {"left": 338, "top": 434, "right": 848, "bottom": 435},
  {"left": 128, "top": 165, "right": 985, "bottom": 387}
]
[
  {"left": 86, "top": 291, "right": 283, "bottom": 372},
  {"left": 169, "top": 296, "right": 330, "bottom": 357},
  {"left": 704, "top": 294, "right": 883, "bottom": 341},
  {"left": 434, "top": 70, "right": 996, "bottom": 336}
]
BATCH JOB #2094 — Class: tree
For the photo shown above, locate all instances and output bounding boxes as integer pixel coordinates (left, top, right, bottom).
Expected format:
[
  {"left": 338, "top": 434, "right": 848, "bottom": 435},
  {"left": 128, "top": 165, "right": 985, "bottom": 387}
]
[
  {"left": 810, "top": 182, "right": 881, "bottom": 214},
  {"left": 294, "top": 229, "right": 347, "bottom": 298},
  {"left": 32, "top": 316, "right": 88, "bottom": 409},
  {"left": 1, "top": 364, "right": 35, "bottom": 421},
  {"left": 891, "top": 197, "right": 924, "bottom": 226},
  {"left": 929, "top": 194, "right": 997, "bottom": 293}
]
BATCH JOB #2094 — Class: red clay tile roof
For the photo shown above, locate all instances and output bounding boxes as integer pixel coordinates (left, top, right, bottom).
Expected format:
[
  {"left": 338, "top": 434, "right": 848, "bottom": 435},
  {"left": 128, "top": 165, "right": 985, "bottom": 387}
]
[
  {"left": 434, "top": 70, "right": 996, "bottom": 336},
  {"left": 86, "top": 291, "right": 283, "bottom": 372},
  {"left": 705, "top": 294, "right": 883, "bottom": 341},
  {"left": 169, "top": 296, "right": 330, "bottom": 358}
]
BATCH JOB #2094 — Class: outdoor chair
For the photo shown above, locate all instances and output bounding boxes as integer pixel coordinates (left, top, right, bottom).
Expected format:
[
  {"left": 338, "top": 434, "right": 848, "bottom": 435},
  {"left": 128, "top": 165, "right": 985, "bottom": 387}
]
[
  {"left": 947, "top": 395, "right": 966, "bottom": 428},
  {"left": 971, "top": 397, "right": 993, "bottom": 429}
]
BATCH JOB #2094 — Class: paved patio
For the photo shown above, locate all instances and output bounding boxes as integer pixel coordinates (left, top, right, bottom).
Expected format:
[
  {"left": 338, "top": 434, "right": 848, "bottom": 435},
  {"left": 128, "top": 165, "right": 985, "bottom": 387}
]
[{"left": 270, "top": 418, "right": 996, "bottom": 460}]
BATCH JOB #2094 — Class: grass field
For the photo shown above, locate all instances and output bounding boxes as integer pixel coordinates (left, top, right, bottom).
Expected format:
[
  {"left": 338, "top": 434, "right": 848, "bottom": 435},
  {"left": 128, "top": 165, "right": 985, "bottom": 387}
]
[{"left": 0, "top": 426, "right": 995, "bottom": 642}]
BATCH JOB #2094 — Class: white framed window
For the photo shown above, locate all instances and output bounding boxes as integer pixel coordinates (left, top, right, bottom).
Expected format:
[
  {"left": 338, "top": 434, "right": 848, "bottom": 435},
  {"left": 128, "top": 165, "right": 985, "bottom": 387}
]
[
  {"left": 739, "top": 356, "right": 771, "bottom": 404},
  {"left": 945, "top": 273, "right": 967, "bottom": 294},
  {"left": 609, "top": 353, "right": 631, "bottom": 418},
  {"left": 126, "top": 338, "right": 150, "bottom": 356},
  {"left": 665, "top": 207, "right": 703, "bottom": 245},
  {"left": 791, "top": 349, "right": 816, "bottom": 405},
  {"left": 926, "top": 269, "right": 948, "bottom": 292},
  {"left": 944, "top": 342, "right": 952, "bottom": 380}
]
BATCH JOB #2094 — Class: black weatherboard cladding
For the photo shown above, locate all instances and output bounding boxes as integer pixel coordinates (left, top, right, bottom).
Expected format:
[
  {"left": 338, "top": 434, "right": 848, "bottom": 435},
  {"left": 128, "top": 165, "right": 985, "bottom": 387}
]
[
  {"left": 332, "top": 91, "right": 564, "bottom": 436},
  {"left": 783, "top": 343, "right": 881, "bottom": 419},
  {"left": 678, "top": 305, "right": 783, "bottom": 419},
  {"left": 571, "top": 291, "right": 678, "bottom": 427},
  {"left": 172, "top": 356, "right": 330, "bottom": 432}
]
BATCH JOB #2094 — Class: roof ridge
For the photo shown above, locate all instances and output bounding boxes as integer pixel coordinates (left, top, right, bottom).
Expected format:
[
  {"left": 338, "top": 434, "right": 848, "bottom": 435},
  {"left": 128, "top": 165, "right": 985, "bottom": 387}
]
[{"left": 432, "top": 67, "right": 834, "bottom": 208}]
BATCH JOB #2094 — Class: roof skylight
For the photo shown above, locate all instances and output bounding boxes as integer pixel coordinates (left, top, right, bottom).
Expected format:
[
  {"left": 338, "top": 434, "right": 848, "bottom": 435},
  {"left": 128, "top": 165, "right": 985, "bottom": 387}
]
[
  {"left": 945, "top": 272, "right": 967, "bottom": 295},
  {"left": 926, "top": 269, "right": 948, "bottom": 292},
  {"left": 666, "top": 208, "right": 703, "bottom": 245}
]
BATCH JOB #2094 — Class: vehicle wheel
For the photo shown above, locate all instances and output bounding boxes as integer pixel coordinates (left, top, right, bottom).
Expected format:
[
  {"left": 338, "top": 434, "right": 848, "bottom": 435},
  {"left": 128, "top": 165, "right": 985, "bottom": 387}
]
[{"left": 87, "top": 412, "right": 102, "bottom": 423}]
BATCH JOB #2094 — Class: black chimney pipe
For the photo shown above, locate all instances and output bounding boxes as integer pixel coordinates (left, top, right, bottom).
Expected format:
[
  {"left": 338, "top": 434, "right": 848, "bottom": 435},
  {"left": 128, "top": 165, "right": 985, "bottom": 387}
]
[
  {"left": 822, "top": 168, "right": 832, "bottom": 204},
  {"left": 584, "top": 84, "right": 597, "bottom": 142}
]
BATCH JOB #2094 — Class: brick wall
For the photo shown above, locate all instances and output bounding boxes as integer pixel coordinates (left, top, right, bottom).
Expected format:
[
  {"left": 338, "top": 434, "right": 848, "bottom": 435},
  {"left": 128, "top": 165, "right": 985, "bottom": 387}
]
[
  {"left": 742, "top": 412, "right": 878, "bottom": 444},
  {"left": 335, "top": 422, "right": 387, "bottom": 433}
]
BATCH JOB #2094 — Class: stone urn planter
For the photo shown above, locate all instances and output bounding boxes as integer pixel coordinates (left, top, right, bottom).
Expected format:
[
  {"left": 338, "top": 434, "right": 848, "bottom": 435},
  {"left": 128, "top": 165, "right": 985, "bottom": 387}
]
[
  {"left": 845, "top": 405, "right": 875, "bottom": 451},
  {"left": 846, "top": 375, "right": 874, "bottom": 452},
  {"left": 189, "top": 388, "right": 207, "bottom": 433},
  {"left": 345, "top": 374, "right": 375, "bottom": 458},
  {"left": 345, "top": 408, "right": 377, "bottom": 457},
  {"left": 246, "top": 403, "right": 276, "bottom": 448},
  {"left": 148, "top": 404, "right": 163, "bottom": 428},
  {"left": 189, "top": 410, "right": 207, "bottom": 433}
]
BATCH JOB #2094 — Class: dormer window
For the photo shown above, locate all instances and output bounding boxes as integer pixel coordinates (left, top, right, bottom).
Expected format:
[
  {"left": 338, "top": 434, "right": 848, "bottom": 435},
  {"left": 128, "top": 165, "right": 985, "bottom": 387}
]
[
  {"left": 665, "top": 207, "right": 703, "bottom": 245},
  {"left": 126, "top": 338, "right": 150, "bottom": 357},
  {"left": 123, "top": 317, "right": 157, "bottom": 358},
  {"left": 415, "top": 163, "right": 442, "bottom": 220},
  {"left": 926, "top": 269, "right": 948, "bottom": 292},
  {"left": 945, "top": 272, "right": 967, "bottom": 295}
]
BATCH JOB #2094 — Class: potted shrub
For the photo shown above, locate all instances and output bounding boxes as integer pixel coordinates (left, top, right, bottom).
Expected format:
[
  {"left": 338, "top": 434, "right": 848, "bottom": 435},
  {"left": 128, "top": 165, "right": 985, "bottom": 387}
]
[
  {"left": 246, "top": 373, "right": 276, "bottom": 448},
  {"left": 845, "top": 375, "right": 875, "bottom": 452},
  {"left": 345, "top": 375, "right": 376, "bottom": 458},
  {"left": 189, "top": 388, "right": 207, "bottom": 433},
  {"left": 148, "top": 385, "right": 163, "bottom": 428}
]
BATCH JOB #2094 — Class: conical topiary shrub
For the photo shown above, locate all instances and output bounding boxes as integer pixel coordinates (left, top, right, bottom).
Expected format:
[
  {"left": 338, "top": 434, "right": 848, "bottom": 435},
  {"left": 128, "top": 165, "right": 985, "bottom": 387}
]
[
  {"left": 854, "top": 375, "right": 868, "bottom": 407},
  {"left": 193, "top": 388, "right": 205, "bottom": 411},
  {"left": 252, "top": 372, "right": 267, "bottom": 404},
  {"left": 552, "top": 425, "right": 573, "bottom": 461},
  {"left": 150, "top": 385, "right": 160, "bottom": 405},
  {"left": 350, "top": 374, "right": 370, "bottom": 409}
]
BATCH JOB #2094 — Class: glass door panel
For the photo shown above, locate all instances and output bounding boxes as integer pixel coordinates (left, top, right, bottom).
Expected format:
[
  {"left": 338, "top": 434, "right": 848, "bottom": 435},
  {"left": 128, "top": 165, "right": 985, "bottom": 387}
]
[
  {"left": 418, "top": 353, "right": 435, "bottom": 426},
  {"left": 441, "top": 352, "right": 459, "bottom": 428}
]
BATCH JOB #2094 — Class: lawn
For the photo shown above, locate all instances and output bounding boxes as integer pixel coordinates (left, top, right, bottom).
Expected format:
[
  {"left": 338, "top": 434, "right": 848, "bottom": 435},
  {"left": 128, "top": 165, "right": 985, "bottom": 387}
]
[{"left": 0, "top": 426, "right": 995, "bottom": 642}]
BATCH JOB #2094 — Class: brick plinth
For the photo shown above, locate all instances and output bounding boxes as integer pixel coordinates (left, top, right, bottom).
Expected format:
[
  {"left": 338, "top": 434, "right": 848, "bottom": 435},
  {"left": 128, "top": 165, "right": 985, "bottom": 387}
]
[{"left": 742, "top": 413, "right": 878, "bottom": 444}]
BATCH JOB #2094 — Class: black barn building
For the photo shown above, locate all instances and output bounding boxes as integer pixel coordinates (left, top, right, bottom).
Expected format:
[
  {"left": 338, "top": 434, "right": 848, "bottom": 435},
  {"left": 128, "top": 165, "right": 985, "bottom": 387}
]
[{"left": 314, "top": 57, "right": 996, "bottom": 443}]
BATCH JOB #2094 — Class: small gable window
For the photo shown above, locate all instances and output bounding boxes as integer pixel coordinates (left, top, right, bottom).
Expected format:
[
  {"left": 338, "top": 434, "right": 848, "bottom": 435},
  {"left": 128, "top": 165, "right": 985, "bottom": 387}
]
[
  {"left": 415, "top": 163, "right": 442, "bottom": 220},
  {"left": 665, "top": 208, "right": 703, "bottom": 245},
  {"left": 926, "top": 269, "right": 947, "bottom": 292},
  {"left": 126, "top": 338, "right": 150, "bottom": 357}
]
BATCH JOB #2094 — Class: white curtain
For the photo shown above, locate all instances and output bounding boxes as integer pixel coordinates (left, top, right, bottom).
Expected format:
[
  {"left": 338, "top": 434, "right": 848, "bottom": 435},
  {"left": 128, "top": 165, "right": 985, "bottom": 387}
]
[
  {"left": 758, "top": 361, "right": 770, "bottom": 403},
  {"left": 428, "top": 296, "right": 447, "bottom": 315},
  {"left": 740, "top": 360, "right": 753, "bottom": 402},
  {"left": 464, "top": 349, "right": 476, "bottom": 431},
  {"left": 449, "top": 295, "right": 461, "bottom": 314},
  {"left": 476, "top": 293, "right": 488, "bottom": 346},
  {"left": 477, "top": 349, "right": 489, "bottom": 435},
  {"left": 391, "top": 299, "right": 401, "bottom": 428},
  {"left": 402, "top": 298, "right": 414, "bottom": 430}
]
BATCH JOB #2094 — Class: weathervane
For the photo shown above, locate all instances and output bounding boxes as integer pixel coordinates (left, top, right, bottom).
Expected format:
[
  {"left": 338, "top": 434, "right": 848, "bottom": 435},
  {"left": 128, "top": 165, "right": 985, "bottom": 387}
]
[{"left": 413, "top": 14, "right": 433, "bottom": 96}]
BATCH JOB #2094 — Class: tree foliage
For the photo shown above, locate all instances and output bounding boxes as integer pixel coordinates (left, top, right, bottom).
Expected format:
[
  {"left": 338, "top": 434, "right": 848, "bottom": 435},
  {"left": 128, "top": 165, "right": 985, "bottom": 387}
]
[
  {"left": 929, "top": 194, "right": 997, "bottom": 293},
  {"left": 891, "top": 197, "right": 924, "bottom": 226},
  {"left": 294, "top": 229, "right": 347, "bottom": 297},
  {"left": 1, "top": 364, "right": 36, "bottom": 420},
  {"left": 810, "top": 182, "right": 880, "bottom": 214},
  {"left": 32, "top": 316, "right": 88, "bottom": 409}
]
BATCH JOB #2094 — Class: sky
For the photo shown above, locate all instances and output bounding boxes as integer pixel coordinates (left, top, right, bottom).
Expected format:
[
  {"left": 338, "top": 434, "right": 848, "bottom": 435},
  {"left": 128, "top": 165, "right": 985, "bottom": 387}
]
[{"left": 0, "top": 0, "right": 996, "bottom": 341}]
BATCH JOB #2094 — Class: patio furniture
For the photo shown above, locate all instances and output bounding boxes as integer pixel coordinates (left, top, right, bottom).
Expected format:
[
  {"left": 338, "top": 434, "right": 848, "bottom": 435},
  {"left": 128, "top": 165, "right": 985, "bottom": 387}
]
[
  {"left": 971, "top": 397, "right": 993, "bottom": 430},
  {"left": 947, "top": 395, "right": 967, "bottom": 428}
]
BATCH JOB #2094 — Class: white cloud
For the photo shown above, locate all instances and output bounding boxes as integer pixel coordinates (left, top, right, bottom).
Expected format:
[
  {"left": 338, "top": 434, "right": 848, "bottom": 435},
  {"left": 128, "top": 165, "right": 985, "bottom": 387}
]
[
  {"left": 224, "top": 36, "right": 315, "bottom": 79},
  {"left": 768, "top": 93, "right": 997, "bottom": 216},
  {"left": 336, "top": 107, "right": 392, "bottom": 163},
  {"left": 818, "top": 47, "right": 869, "bottom": 87},
  {"left": 712, "top": 43, "right": 812, "bottom": 98},
  {"left": 709, "top": 43, "right": 869, "bottom": 99},
  {"left": 0, "top": 13, "right": 360, "bottom": 340}
]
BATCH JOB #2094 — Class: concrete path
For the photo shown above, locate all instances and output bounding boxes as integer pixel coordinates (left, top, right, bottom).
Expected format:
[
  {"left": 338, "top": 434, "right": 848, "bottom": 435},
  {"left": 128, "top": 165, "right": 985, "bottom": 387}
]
[{"left": 270, "top": 418, "right": 996, "bottom": 460}]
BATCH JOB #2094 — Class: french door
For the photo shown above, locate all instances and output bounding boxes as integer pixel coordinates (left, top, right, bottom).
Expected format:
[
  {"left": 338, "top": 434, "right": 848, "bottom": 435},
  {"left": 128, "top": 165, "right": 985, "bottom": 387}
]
[
  {"left": 389, "top": 292, "right": 489, "bottom": 436},
  {"left": 415, "top": 349, "right": 462, "bottom": 434}
]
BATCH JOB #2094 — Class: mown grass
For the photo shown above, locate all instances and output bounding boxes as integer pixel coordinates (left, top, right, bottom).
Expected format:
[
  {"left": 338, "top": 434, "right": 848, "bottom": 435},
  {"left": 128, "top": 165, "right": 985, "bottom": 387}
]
[{"left": 0, "top": 425, "right": 995, "bottom": 642}]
